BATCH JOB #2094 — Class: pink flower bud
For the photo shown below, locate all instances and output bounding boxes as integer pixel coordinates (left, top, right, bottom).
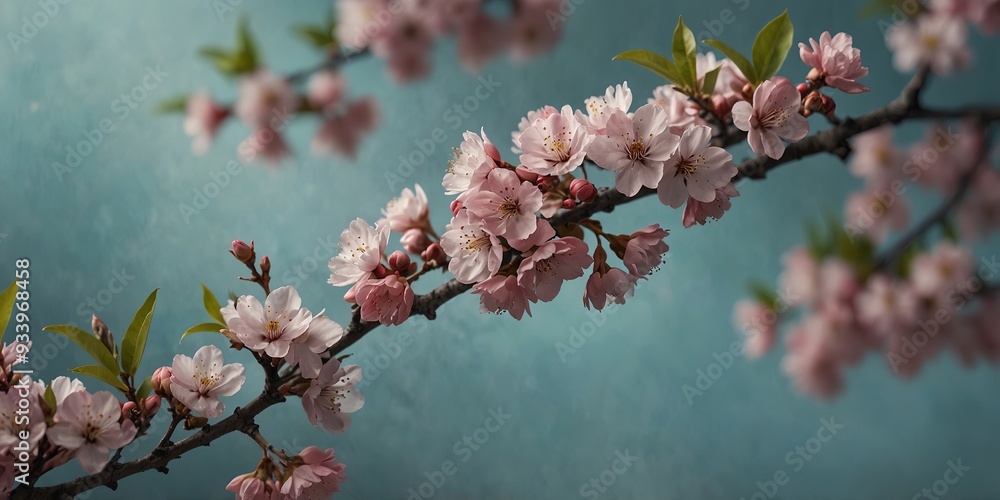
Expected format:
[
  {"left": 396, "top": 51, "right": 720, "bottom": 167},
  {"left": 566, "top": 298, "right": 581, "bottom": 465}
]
[
  {"left": 231, "top": 240, "right": 254, "bottom": 263},
  {"left": 821, "top": 94, "right": 836, "bottom": 115},
  {"left": 421, "top": 242, "right": 447, "bottom": 264},
  {"left": 259, "top": 256, "right": 271, "bottom": 273},
  {"left": 484, "top": 141, "right": 502, "bottom": 163},
  {"left": 712, "top": 95, "right": 731, "bottom": 117},
  {"left": 569, "top": 179, "right": 597, "bottom": 203},
  {"left": 516, "top": 165, "right": 538, "bottom": 183},
  {"left": 796, "top": 83, "right": 811, "bottom": 98},
  {"left": 450, "top": 199, "right": 464, "bottom": 216},
  {"left": 388, "top": 251, "right": 411, "bottom": 274},
  {"left": 806, "top": 67, "right": 823, "bottom": 83},
  {"left": 536, "top": 176, "right": 554, "bottom": 189},
  {"left": 151, "top": 366, "right": 173, "bottom": 398},
  {"left": 122, "top": 401, "right": 138, "bottom": 420},
  {"left": 562, "top": 199, "right": 577, "bottom": 209},
  {"left": 803, "top": 91, "right": 825, "bottom": 114},
  {"left": 144, "top": 394, "right": 162, "bottom": 415},
  {"left": 401, "top": 228, "right": 431, "bottom": 254}
]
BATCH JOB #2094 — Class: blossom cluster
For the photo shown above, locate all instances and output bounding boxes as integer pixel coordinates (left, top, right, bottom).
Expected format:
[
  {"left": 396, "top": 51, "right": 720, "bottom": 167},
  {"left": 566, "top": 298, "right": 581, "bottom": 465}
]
[{"left": 886, "top": 0, "right": 1000, "bottom": 75}]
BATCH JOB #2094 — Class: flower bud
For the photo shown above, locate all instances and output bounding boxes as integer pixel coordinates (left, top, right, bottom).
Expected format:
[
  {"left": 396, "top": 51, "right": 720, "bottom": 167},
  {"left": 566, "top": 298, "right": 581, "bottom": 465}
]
[
  {"left": 796, "top": 83, "right": 811, "bottom": 98},
  {"left": 450, "top": 199, "right": 464, "bottom": 216},
  {"left": 151, "top": 366, "right": 173, "bottom": 398},
  {"left": 806, "top": 67, "right": 823, "bottom": 83},
  {"left": 562, "top": 199, "right": 577, "bottom": 209},
  {"left": 516, "top": 165, "right": 538, "bottom": 183},
  {"left": 184, "top": 415, "right": 209, "bottom": 430},
  {"left": 741, "top": 82, "right": 755, "bottom": 99},
  {"left": 711, "top": 95, "right": 731, "bottom": 117},
  {"left": 821, "top": 94, "right": 836, "bottom": 116},
  {"left": 144, "top": 394, "right": 162, "bottom": 416},
  {"left": 231, "top": 240, "right": 254, "bottom": 263},
  {"left": 421, "top": 242, "right": 447, "bottom": 265},
  {"left": 91, "top": 314, "right": 117, "bottom": 358},
  {"left": 388, "top": 251, "right": 411, "bottom": 274},
  {"left": 535, "top": 175, "right": 554, "bottom": 189},
  {"left": 373, "top": 264, "right": 389, "bottom": 279},
  {"left": 803, "top": 91, "right": 825, "bottom": 116},
  {"left": 122, "top": 401, "right": 138, "bottom": 420},
  {"left": 259, "top": 256, "right": 271, "bottom": 274},
  {"left": 401, "top": 228, "right": 431, "bottom": 254},
  {"left": 569, "top": 179, "right": 597, "bottom": 203},
  {"left": 484, "top": 140, "right": 502, "bottom": 163}
]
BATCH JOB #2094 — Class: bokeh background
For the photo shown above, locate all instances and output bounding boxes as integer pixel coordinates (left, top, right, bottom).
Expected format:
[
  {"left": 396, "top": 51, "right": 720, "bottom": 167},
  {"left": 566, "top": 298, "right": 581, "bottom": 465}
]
[{"left": 2, "top": 0, "right": 999, "bottom": 498}]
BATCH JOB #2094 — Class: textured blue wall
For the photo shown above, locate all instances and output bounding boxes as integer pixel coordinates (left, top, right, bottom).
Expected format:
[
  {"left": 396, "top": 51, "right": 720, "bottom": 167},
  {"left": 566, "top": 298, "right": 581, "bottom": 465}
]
[{"left": 1, "top": 0, "right": 998, "bottom": 498}]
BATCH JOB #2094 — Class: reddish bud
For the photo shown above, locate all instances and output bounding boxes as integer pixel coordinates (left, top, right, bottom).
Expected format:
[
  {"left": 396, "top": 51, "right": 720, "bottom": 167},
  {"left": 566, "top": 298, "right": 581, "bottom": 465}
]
[
  {"left": 796, "top": 83, "right": 811, "bottom": 98},
  {"left": 821, "top": 94, "right": 836, "bottom": 115},
  {"left": 803, "top": 91, "right": 825, "bottom": 115},
  {"left": 569, "top": 179, "right": 597, "bottom": 203},
  {"left": 122, "top": 401, "right": 138, "bottom": 420},
  {"left": 388, "top": 251, "right": 411, "bottom": 274},
  {"left": 711, "top": 95, "right": 731, "bottom": 117},
  {"left": 562, "top": 199, "right": 577, "bottom": 209},
  {"left": 144, "top": 394, "right": 162, "bottom": 415},
  {"left": 401, "top": 228, "right": 431, "bottom": 254},
  {"left": 373, "top": 264, "right": 389, "bottom": 279},
  {"left": 421, "top": 242, "right": 447, "bottom": 264},
  {"left": 259, "top": 256, "right": 271, "bottom": 273},
  {"left": 231, "top": 240, "right": 254, "bottom": 263},
  {"left": 484, "top": 141, "right": 502, "bottom": 163},
  {"left": 516, "top": 165, "right": 538, "bottom": 183},
  {"left": 151, "top": 366, "right": 173, "bottom": 398},
  {"left": 450, "top": 199, "right": 464, "bottom": 216}
]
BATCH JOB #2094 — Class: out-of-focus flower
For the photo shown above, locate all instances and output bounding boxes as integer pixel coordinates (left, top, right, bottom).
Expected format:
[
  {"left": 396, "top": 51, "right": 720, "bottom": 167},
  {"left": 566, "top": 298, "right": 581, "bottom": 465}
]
[
  {"left": 888, "top": 13, "right": 970, "bottom": 75},
  {"left": 184, "top": 91, "right": 229, "bottom": 154}
]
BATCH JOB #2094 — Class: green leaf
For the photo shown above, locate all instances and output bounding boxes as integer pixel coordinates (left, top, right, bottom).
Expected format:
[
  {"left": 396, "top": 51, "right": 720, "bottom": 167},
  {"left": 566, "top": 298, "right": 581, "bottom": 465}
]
[
  {"left": 201, "top": 284, "right": 225, "bottom": 325},
  {"left": 748, "top": 282, "right": 779, "bottom": 311},
  {"left": 181, "top": 322, "right": 226, "bottom": 341},
  {"left": 155, "top": 95, "right": 190, "bottom": 114},
  {"left": 672, "top": 17, "right": 698, "bottom": 89},
  {"left": 136, "top": 377, "right": 153, "bottom": 400},
  {"left": 0, "top": 281, "right": 17, "bottom": 342},
  {"left": 42, "top": 385, "right": 57, "bottom": 412},
  {"left": 235, "top": 17, "right": 260, "bottom": 74},
  {"left": 701, "top": 65, "right": 722, "bottom": 96},
  {"left": 121, "top": 289, "right": 158, "bottom": 377},
  {"left": 703, "top": 40, "right": 757, "bottom": 84},
  {"left": 43, "top": 325, "right": 119, "bottom": 373},
  {"left": 752, "top": 10, "right": 794, "bottom": 82},
  {"left": 70, "top": 365, "right": 128, "bottom": 392},
  {"left": 942, "top": 217, "right": 959, "bottom": 242},
  {"left": 293, "top": 24, "right": 336, "bottom": 50},
  {"left": 612, "top": 50, "right": 683, "bottom": 86}
]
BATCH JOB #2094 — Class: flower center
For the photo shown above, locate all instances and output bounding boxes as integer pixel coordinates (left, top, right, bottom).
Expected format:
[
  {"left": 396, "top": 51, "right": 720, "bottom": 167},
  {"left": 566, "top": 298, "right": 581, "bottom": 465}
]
[
  {"left": 628, "top": 140, "right": 645, "bottom": 160},
  {"left": 537, "top": 259, "right": 555, "bottom": 274},
  {"left": 465, "top": 235, "right": 491, "bottom": 252},
  {"left": 922, "top": 35, "right": 940, "bottom": 50},
  {"left": 265, "top": 320, "right": 281, "bottom": 340},
  {"left": 676, "top": 154, "right": 706, "bottom": 177},
  {"left": 498, "top": 197, "right": 520, "bottom": 218}
]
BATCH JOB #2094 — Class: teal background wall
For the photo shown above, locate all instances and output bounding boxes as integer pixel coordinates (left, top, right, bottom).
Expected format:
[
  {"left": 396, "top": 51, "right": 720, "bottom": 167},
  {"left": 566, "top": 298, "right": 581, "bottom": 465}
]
[{"left": 1, "top": 0, "right": 998, "bottom": 498}]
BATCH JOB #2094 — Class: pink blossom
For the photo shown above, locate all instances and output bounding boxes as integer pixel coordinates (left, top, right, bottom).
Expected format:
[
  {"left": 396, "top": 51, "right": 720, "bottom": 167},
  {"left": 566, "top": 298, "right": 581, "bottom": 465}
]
[
  {"left": 183, "top": 91, "right": 228, "bottom": 154},
  {"left": 508, "top": 217, "right": 556, "bottom": 252},
  {"left": 444, "top": 129, "right": 498, "bottom": 194},
  {"left": 228, "top": 286, "right": 312, "bottom": 358},
  {"left": 779, "top": 246, "right": 820, "bottom": 306},
  {"left": 658, "top": 125, "right": 737, "bottom": 207},
  {"left": 517, "top": 237, "right": 593, "bottom": 302},
  {"left": 301, "top": 358, "right": 364, "bottom": 433},
  {"left": 732, "top": 77, "right": 810, "bottom": 160},
  {"left": 280, "top": 446, "right": 348, "bottom": 498},
  {"left": 849, "top": 126, "right": 904, "bottom": 183},
  {"left": 959, "top": 167, "right": 1000, "bottom": 240},
  {"left": 336, "top": 0, "right": 390, "bottom": 50},
  {"left": 373, "top": 11, "right": 435, "bottom": 83},
  {"left": 589, "top": 104, "right": 679, "bottom": 196},
  {"left": 799, "top": 32, "right": 870, "bottom": 94},
  {"left": 511, "top": 105, "right": 560, "bottom": 154},
  {"left": 308, "top": 70, "right": 346, "bottom": 110},
  {"left": 382, "top": 184, "right": 430, "bottom": 233},
  {"left": 910, "top": 122, "right": 982, "bottom": 192},
  {"left": 855, "top": 274, "right": 918, "bottom": 335},
  {"left": 47, "top": 391, "right": 137, "bottom": 473},
  {"left": 441, "top": 209, "right": 503, "bottom": 284},
  {"left": 888, "top": 13, "right": 970, "bottom": 75},
  {"left": 733, "top": 300, "right": 777, "bottom": 359},
  {"left": 0, "top": 453, "right": 13, "bottom": 496},
  {"left": 235, "top": 69, "right": 299, "bottom": 129},
  {"left": 518, "top": 106, "right": 593, "bottom": 176},
  {"left": 50, "top": 376, "right": 87, "bottom": 407},
  {"left": 583, "top": 268, "right": 637, "bottom": 311},
  {"left": 509, "top": 1, "right": 563, "bottom": 61},
  {"left": 169, "top": 345, "right": 246, "bottom": 418},
  {"left": 456, "top": 12, "right": 508, "bottom": 73},
  {"left": 472, "top": 275, "right": 533, "bottom": 319},
  {"left": 463, "top": 168, "right": 543, "bottom": 241},
  {"left": 238, "top": 127, "right": 292, "bottom": 166},
  {"left": 285, "top": 315, "right": 344, "bottom": 379},
  {"left": 682, "top": 183, "right": 740, "bottom": 228},
  {"left": 0, "top": 380, "right": 45, "bottom": 455},
  {"left": 313, "top": 98, "right": 380, "bottom": 159},
  {"left": 818, "top": 259, "right": 860, "bottom": 305},
  {"left": 355, "top": 275, "right": 415, "bottom": 326},
  {"left": 623, "top": 225, "right": 669, "bottom": 277},
  {"left": 575, "top": 82, "right": 633, "bottom": 134},
  {"left": 909, "top": 242, "right": 974, "bottom": 297},
  {"left": 844, "top": 186, "right": 911, "bottom": 243},
  {"left": 781, "top": 319, "right": 845, "bottom": 399},
  {"left": 328, "top": 218, "right": 390, "bottom": 287},
  {"left": 648, "top": 85, "right": 704, "bottom": 135},
  {"left": 226, "top": 474, "right": 275, "bottom": 500},
  {"left": 932, "top": 0, "right": 1000, "bottom": 34}
]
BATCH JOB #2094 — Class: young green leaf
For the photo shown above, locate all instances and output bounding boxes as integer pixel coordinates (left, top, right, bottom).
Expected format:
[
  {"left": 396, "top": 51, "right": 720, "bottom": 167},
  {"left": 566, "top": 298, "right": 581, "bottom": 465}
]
[
  {"left": 156, "top": 95, "right": 190, "bottom": 114},
  {"left": 613, "top": 50, "right": 683, "bottom": 86},
  {"left": 748, "top": 282, "right": 780, "bottom": 311},
  {"left": 70, "top": 365, "right": 128, "bottom": 392},
  {"left": 136, "top": 377, "right": 153, "bottom": 400},
  {"left": 752, "top": 10, "right": 794, "bottom": 82},
  {"left": 201, "top": 284, "right": 225, "bottom": 325},
  {"left": 120, "top": 289, "right": 158, "bottom": 377},
  {"left": 703, "top": 40, "right": 758, "bottom": 84},
  {"left": 42, "top": 385, "right": 57, "bottom": 412},
  {"left": 701, "top": 65, "right": 722, "bottom": 96},
  {"left": 235, "top": 17, "right": 260, "bottom": 74},
  {"left": 294, "top": 24, "right": 337, "bottom": 51},
  {"left": 672, "top": 17, "right": 698, "bottom": 90},
  {"left": 181, "top": 322, "right": 226, "bottom": 341},
  {"left": 0, "top": 281, "right": 17, "bottom": 342},
  {"left": 43, "top": 325, "right": 119, "bottom": 373}
]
